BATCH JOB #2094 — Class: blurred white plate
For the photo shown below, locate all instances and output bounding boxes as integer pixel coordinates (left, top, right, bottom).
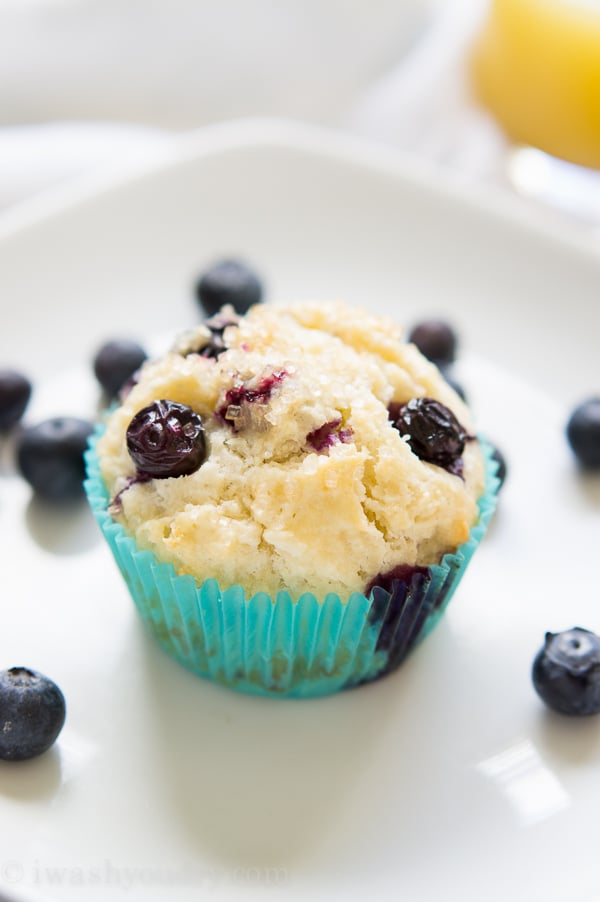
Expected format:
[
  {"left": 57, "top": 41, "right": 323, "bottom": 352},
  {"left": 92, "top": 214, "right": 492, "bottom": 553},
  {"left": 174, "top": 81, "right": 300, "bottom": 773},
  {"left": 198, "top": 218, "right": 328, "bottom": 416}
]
[{"left": 0, "top": 120, "right": 599, "bottom": 902}]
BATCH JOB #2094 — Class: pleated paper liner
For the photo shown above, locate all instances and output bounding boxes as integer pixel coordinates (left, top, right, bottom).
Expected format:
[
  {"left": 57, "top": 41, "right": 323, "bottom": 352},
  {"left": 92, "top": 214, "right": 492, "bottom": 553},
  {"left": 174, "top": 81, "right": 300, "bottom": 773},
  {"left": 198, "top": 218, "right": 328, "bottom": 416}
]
[{"left": 84, "top": 434, "right": 499, "bottom": 698}]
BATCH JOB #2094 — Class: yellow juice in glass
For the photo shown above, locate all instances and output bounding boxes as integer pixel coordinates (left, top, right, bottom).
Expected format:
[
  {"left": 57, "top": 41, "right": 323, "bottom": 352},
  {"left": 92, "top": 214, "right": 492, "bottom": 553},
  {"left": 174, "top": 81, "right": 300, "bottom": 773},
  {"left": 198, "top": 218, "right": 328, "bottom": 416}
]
[{"left": 470, "top": 0, "right": 600, "bottom": 169}]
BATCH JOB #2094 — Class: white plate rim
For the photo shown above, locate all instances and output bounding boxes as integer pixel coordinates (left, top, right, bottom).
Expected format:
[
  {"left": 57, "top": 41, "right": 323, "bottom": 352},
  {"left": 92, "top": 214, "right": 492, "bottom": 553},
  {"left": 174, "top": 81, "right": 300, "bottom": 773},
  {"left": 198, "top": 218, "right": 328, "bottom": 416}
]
[{"left": 0, "top": 116, "right": 599, "bottom": 265}]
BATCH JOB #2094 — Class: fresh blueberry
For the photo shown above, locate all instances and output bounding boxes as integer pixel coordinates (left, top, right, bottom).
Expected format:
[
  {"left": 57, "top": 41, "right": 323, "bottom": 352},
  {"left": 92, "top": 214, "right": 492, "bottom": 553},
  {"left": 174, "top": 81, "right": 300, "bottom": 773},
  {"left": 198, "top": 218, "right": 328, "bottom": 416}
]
[
  {"left": 16, "top": 417, "right": 94, "bottom": 501},
  {"left": 0, "top": 667, "right": 66, "bottom": 760},
  {"left": 195, "top": 259, "right": 263, "bottom": 317},
  {"left": 126, "top": 400, "right": 207, "bottom": 478},
  {"left": 391, "top": 397, "right": 468, "bottom": 476},
  {"left": 0, "top": 369, "right": 32, "bottom": 431},
  {"left": 566, "top": 397, "right": 600, "bottom": 468},
  {"left": 532, "top": 627, "right": 600, "bottom": 715},
  {"left": 93, "top": 339, "right": 147, "bottom": 398},
  {"left": 408, "top": 319, "right": 457, "bottom": 366}
]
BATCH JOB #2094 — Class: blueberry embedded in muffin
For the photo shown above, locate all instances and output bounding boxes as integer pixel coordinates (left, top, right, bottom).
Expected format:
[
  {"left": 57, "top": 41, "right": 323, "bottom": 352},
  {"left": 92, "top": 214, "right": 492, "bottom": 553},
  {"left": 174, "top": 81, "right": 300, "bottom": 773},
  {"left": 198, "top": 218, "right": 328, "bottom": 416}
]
[
  {"left": 389, "top": 396, "right": 473, "bottom": 478},
  {"left": 126, "top": 400, "right": 207, "bottom": 478}
]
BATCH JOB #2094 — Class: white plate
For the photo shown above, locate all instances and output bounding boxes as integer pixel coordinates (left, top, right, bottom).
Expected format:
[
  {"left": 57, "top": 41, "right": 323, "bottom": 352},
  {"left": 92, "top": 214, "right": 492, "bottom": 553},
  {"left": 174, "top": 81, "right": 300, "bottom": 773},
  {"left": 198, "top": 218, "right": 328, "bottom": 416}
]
[{"left": 0, "top": 120, "right": 599, "bottom": 902}]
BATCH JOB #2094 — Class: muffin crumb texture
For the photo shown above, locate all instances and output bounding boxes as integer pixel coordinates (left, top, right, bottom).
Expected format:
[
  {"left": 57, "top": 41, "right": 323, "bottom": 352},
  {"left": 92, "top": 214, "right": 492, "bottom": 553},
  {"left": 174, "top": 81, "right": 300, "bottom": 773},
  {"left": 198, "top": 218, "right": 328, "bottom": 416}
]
[{"left": 97, "top": 302, "right": 485, "bottom": 600}]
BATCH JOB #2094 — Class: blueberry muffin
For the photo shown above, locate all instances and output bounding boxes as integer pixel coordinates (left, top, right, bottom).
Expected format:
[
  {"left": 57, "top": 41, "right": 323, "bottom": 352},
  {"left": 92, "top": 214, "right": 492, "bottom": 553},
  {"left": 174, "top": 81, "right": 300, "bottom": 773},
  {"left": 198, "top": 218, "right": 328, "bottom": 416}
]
[{"left": 85, "top": 301, "right": 498, "bottom": 697}]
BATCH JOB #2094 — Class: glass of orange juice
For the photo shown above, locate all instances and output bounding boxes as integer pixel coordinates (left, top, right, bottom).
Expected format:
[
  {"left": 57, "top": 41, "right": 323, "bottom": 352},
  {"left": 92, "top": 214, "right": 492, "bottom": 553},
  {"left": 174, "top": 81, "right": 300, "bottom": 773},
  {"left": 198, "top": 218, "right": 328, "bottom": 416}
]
[
  {"left": 470, "top": 0, "right": 600, "bottom": 169},
  {"left": 469, "top": 0, "right": 600, "bottom": 222}
]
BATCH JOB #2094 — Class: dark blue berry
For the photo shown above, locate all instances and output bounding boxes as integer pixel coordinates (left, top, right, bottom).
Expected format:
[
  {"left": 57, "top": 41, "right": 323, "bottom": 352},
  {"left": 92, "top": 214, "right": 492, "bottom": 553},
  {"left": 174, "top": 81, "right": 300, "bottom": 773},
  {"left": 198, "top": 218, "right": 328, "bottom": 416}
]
[
  {"left": 127, "top": 400, "right": 207, "bottom": 478},
  {"left": 0, "top": 667, "right": 66, "bottom": 760},
  {"left": 566, "top": 397, "right": 600, "bottom": 468},
  {"left": 188, "top": 310, "right": 240, "bottom": 360},
  {"left": 408, "top": 320, "right": 457, "bottom": 366},
  {"left": 489, "top": 443, "right": 508, "bottom": 488},
  {"left": 195, "top": 259, "right": 263, "bottom": 317},
  {"left": 93, "top": 339, "right": 147, "bottom": 398},
  {"left": 17, "top": 417, "right": 94, "bottom": 501},
  {"left": 362, "top": 565, "right": 432, "bottom": 681},
  {"left": 0, "top": 369, "right": 32, "bottom": 431},
  {"left": 392, "top": 397, "right": 468, "bottom": 476},
  {"left": 532, "top": 628, "right": 600, "bottom": 715}
]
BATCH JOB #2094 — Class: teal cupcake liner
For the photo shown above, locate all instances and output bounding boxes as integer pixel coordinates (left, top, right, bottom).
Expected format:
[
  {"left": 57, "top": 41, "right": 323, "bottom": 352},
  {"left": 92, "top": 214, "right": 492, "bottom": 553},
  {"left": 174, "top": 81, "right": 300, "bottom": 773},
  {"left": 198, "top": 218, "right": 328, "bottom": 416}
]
[{"left": 84, "top": 434, "right": 499, "bottom": 698}]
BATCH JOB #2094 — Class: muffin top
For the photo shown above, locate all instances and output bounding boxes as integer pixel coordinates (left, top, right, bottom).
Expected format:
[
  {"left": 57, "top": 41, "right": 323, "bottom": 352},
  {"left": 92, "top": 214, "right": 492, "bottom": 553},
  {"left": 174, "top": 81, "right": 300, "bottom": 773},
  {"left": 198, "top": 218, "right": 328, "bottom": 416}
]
[{"left": 96, "top": 301, "right": 485, "bottom": 600}]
